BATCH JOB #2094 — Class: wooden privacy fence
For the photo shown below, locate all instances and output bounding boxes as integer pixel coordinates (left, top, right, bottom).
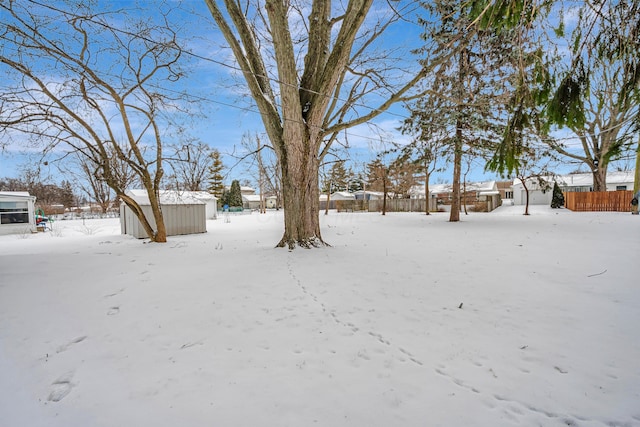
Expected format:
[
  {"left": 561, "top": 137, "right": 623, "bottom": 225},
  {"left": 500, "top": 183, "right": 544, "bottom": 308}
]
[{"left": 564, "top": 190, "right": 634, "bottom": 212}]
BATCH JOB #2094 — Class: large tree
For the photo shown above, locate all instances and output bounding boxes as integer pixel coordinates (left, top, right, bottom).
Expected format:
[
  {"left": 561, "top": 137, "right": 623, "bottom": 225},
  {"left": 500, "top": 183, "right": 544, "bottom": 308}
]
[
  {"left": 0, "top": 0, "right": 192, "bottom": 242},
  {"left": 204, "top": 0, "right": 433, "bottom": 248}
]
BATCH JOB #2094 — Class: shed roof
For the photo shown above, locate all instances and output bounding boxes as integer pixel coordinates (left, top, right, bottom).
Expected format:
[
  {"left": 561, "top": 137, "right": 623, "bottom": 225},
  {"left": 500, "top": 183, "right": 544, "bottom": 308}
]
[
  {"left": 0, "top": 191, "right": 36, "bottom": 201},
  {"left": 331, "top": 191, "right": 356, "bottom": 200},
  {"left": 189, "top": 191, "right": 218, "bottom": 201},
  {"left": 125, "top": 190, "right": 205, "bottom": 205},
  {"left": 242, "top": 194, "right": 261, "bottom": 202}
]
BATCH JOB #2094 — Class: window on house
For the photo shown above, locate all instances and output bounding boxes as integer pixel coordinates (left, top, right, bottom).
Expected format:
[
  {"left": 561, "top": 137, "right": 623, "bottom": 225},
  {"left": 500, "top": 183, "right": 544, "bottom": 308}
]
[
  {"left": 505, "top": 191, "right": 513, "bottom": 199},
  {"left": 616, "top": 185, "right": 627, "bottom": 191},
  {"left": 0, "top": 201, "right": 29, "bottom": 225}
]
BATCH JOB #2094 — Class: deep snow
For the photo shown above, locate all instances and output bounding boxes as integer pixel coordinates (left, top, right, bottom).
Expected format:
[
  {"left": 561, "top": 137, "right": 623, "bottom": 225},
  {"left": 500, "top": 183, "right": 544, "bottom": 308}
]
[{"left": 0, "top": 205, "right": 639, "bottom": 427}]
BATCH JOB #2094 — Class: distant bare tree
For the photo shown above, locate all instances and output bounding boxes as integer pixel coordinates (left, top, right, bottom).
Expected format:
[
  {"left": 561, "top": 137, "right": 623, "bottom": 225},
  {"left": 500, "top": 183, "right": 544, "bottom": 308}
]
[
  {"left": 71, "top": 154, "right": 113, "bottom": 214},
  {"left": 240, "top": 133, "right": 282, "bottom": 212},
  {"left": 399, "top": 120, "right": 451, "bottom": 215},
  {"left": 167, "top": 140, "right": 216, "bottom": 192}
]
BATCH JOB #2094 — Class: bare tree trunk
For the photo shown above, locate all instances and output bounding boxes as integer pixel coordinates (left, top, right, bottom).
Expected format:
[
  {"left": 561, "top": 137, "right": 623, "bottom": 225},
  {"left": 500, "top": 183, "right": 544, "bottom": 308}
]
[
  {"left": 277, "top": 141, "right": 324, "bottom": 248},
  {"left": 324, "top": 190, "right": 331, "bottom": 215},
  {"left": 592, "top": 166, "right": 606, "bottom": 192},
  {"left": 463, "top": 178, "right": 468, "bottom": 215},
  {"left": 148, "top": 193, "right": 167, "bottom": 243},
  {"left": 449, "top": 121, "right": 462, "bottom": 222},
  {"left": 518, "top": 177, "right": 530, "bottom": 215},
  {"left": 119, "top": 193, "right": 166, "bottom": 242},
  {"left": 449, "top": 47, "right": 466, "bottom": 223},
  {"left": 424, "top": 166, "right": 431, "bottom": 215},
  {"left": 634, "top": 136, "right": 640, "bottom": 214},
  {"left": 382, "top": 177, "right": 387, "bottom": 216}
]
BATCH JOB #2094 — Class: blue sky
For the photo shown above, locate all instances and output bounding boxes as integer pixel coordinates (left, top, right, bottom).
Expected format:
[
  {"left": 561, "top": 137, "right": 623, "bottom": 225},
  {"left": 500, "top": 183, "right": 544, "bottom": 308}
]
[
  {"left": 1, "top": 0, "right": 628, "bottom": 191},
  {"left": 0, "top": 1, "right": 442, "bottom": 187}
]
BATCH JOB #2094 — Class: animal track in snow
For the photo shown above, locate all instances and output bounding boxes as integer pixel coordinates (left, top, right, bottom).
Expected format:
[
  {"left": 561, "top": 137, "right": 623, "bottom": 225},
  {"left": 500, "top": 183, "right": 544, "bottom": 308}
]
[
  {"left": 56, "top": 336, "right": 87, "bottom": 353},
  {"left": 286, "top": 257, "right": 428, "bottom": 368},
  {"left": 103, "top": 288, "right": 124, "bottom": 298}
]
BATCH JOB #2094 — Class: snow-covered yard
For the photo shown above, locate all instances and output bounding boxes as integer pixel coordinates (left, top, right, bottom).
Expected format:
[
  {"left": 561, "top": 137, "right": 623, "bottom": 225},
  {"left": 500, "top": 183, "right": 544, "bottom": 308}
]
[{"left": 1, "top": 205, "right": 638, "bottom": 426}]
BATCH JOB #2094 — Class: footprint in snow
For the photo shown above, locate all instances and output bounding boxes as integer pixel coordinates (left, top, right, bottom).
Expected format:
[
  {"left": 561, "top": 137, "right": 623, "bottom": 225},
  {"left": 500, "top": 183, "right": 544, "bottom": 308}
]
[
  {"left": 56, "top": 336, "right": 87, "bottom": 353},
  {"left": 48, "top": 371, "right": 75, "bottom": 402}
]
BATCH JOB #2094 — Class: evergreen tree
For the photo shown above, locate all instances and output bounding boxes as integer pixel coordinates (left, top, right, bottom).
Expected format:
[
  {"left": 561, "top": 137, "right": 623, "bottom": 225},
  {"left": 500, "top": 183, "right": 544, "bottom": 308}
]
[
  {"left": 348, "top": 171, "right": 364, "bottom": 192},
  {"left": 60, "top": 180, "right": 76, "bottom": 208},
  {"left": 207, "top": 149, "right": 226, "bottom": 199},
  {"left": 327, "top": 161, "right": 349, "bottom": 192},
  {"left": 227, "top": 180, "right": 243, "bottom": 208},
  {"left": 218, "top": 188, "right": 229, "bottom": 208},
  {"left": 550, "top": 182, "right": 564, "bottom": 208}
]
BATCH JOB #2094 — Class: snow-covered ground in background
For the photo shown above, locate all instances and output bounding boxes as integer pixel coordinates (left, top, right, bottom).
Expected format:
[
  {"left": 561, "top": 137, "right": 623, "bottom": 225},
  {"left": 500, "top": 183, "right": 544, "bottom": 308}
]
[{"left": 1, "top": 205, "right": 639, "bottom": 427}]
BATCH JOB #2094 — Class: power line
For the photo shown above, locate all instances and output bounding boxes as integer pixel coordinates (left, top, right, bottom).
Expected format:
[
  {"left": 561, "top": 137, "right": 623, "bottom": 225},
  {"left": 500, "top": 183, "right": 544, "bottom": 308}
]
[
  {"left": 23, "top": 0, "right": 421, "bottom": 125},
  {"left": 8, "top": 0, "right": 639, "bottom": 153}
]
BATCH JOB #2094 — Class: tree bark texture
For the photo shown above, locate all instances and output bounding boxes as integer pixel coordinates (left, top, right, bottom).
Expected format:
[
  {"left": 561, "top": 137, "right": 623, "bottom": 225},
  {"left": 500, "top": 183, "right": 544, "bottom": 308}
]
[{"left": 449, "top": 130, "right": 462, "bottom": 222}]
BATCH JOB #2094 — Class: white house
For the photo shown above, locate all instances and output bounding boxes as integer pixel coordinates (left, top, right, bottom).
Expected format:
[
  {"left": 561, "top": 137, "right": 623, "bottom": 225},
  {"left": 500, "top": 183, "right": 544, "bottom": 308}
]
[
  {"left": 242, "top": 194, "right": 262, "bottom": 210},
  {"left": 330, "top": 191, "right": 356, "bottom": 201},
  {"left": 0, "top": 191, "right": 37, "bottom": 236},
  {"left": 512, "top": 171, "right": 636, "bottom": 206},
  {"left": 353, "top": 190, "right": 384, "bottom": 201},
  {"left": 557, "top": 170, "right": 635, "bottom": 192},
  {"left": 120, "top": 190, "right": 207, "bottom": 239}
]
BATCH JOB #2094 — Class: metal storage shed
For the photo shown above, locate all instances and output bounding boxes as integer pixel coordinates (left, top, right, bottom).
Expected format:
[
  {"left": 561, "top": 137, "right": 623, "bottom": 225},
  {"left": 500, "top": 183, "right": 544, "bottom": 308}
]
[
  {"left": 189, "top": 191, "right": 218, "bottom": 219},
  {"left": 120, "top": 190, "right": 207, "bottom": 239}
]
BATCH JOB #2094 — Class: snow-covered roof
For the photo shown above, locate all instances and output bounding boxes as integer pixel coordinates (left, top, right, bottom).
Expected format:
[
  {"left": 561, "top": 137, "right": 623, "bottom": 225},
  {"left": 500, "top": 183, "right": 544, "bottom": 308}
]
[
  {"left": 556, "top": 171, "right": 634, "bottom": 187},
  {"left": 352, "top": 190, "right": 384, "bottom": 197},
  {"left": 330, "top": 191, "right": 356, "bottom": 200},
  {"left": 513, "top": 170, "right": 635, "bottom": 188},
  {"left": 411, "top": 180, "right": 497, "bottom": 196},
  {"left": 125, "top": 190, "right": 205, "bottom": 205},
  {"left": 189, "top": 191, "right": 218, "bottom": 201},
  {"left": 242, "top": 194, "right": 262, "bottom": 202},
  {"left": 0, "top": 191, "right": 34, "bottom": 198}
]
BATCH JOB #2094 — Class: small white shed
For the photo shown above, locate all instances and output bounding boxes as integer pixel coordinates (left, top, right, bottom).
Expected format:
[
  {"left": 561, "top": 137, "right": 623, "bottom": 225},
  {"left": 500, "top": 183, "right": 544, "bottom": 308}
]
[
  {"left": 0, "top": 191, "right": 37, "bottom": 236},
  {"left": 120, "top": 190, "right": 206, "bottom": 239}
]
